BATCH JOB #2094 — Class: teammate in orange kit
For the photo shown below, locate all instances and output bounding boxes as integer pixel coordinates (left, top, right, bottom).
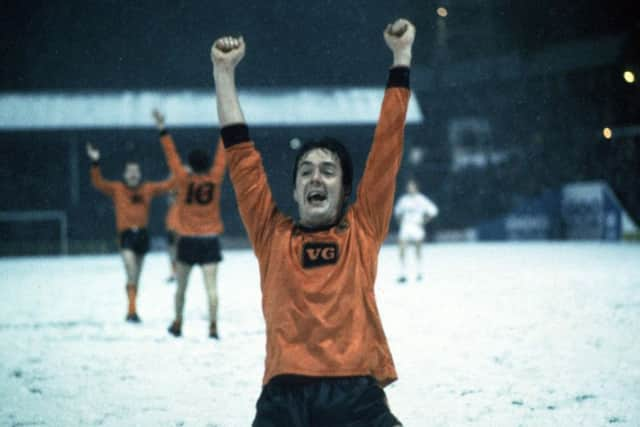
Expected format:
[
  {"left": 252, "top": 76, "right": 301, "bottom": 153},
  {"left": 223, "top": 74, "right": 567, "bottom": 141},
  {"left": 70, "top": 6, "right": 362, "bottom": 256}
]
[
  {"left": 211, "top": 18, "right": 414, "bottom": 427},
  {"left": 87, "top": 143, "right": 174, "bottom": 323},
  {"left": 152, "top": 110, "right": 226, "bottom": 339}
]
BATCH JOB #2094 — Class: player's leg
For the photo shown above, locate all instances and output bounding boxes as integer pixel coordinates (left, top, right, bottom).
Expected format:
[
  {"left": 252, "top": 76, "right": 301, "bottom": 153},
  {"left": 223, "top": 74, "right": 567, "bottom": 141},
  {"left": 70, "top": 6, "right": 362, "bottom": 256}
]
[
  {"left": 119, "top": 230, "right": 138, "bottom": 321},
  {"left": 201, "top": 262, "right": 219, "bottom": 338},
  {"left": 397, "top": 239, "right": 407, "bottom": 283},
  {"left": 414, "top": 240, "right": 423, "bottom": 281},
  {"left": 127, "top": 228, "right": 149, "bottom": 321},
  {"left": 132, "top": 252, "right": 146, "bottom": 321},
  {"left": 133, "top": 252, "right": 145, "bottom": 283},
  {"left": 169, "top": 236, "right": 196, "bottom": 336},
  {"left": 121, "top": 248, "right": 142, "bottom": 322},
  {"left": 166, "top": 231, "right": 177, "bottom": 283},
  {"left": 169, "top": 261, "right": 192, "bottom": 336},
  {"left": 200, "top": 237, "right": 222, "bottom": 338}
]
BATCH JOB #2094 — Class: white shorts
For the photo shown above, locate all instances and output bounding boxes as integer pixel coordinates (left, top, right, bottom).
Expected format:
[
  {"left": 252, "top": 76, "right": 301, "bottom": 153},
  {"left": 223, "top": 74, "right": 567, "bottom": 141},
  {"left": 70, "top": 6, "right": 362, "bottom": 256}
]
[{"left": 398, "top": 223, "right": 425, "bottom": 243}]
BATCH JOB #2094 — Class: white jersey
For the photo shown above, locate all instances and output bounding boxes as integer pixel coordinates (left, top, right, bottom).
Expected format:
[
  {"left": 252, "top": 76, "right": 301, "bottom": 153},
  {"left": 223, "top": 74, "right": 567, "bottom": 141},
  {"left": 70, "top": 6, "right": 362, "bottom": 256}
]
[{"left": 394, "top": 192, "right": 439, "bottom": 242}]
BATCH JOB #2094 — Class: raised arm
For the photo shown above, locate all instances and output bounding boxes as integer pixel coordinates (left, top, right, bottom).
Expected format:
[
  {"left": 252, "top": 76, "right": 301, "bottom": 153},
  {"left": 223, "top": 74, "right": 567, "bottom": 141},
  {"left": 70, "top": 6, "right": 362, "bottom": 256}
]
[
  {"left": 211, "top": 35, "right": 281, "bottom": 254},
  {"left": 355, "top": 19, "right": 415, "bottom": 241},
  {"left": 210, "top": 138, "right": 226, "bottom": 182},
  {"left": 386, "top": 19, "right": 414, "bottom": 68},
  {"left": 211, "top": 36, "right": 246, "bottom": 127},
  {"left": 153, "top": 109, "right": 186, "bottom": 178},
  {"left": 87, "top": 142, "right": 116, "bottom": 196},
  {"left": 147, "top": 176, "right": 177, "bottom": 197}
]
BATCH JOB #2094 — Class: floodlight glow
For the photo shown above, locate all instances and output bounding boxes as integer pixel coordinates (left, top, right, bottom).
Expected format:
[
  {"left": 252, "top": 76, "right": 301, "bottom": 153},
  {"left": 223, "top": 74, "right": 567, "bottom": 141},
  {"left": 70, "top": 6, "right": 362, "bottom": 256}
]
[
  {"left": 437, "top": 7, "right": 448, "bottom": 17},
  {"left": 289, "top": 137, "right": 301, "bottom": 150},
  {"left": 603, "top": 127, "right": 613, "bottom": 140},
  {"left": 623, "top": 70, "right": 635, "bottom": 84}
]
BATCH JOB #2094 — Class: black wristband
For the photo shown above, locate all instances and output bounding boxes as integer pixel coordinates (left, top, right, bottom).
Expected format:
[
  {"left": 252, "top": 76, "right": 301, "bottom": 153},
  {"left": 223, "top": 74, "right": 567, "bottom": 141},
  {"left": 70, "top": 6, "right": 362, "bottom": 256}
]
[
  {"left": 91, "top": 161, "right": 100, "bottom": 167},
  {"left": 387, "top": 66, "right": 410, "bottom": 89},
  {"left": 221, "top": 124, "right": 250, "bottom": 148},
  {"left": 159, "top": 129, "right": 169, "bottom": 136}
]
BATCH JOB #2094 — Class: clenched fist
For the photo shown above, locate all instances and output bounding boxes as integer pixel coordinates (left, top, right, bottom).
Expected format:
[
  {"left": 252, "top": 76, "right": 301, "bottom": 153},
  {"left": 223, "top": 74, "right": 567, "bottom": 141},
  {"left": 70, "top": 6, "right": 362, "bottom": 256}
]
[
  {"left": 86, "top": 143, "right": 100, "bottom": 161},
  {"left": 211, "top": 36, "right": 245, "bottom": 70},
  {"left": 152, "top": 109, "right": 165, "bottom": 131},
  {"left": 384, "top": 18, "right": 415, "bottom": 67}
]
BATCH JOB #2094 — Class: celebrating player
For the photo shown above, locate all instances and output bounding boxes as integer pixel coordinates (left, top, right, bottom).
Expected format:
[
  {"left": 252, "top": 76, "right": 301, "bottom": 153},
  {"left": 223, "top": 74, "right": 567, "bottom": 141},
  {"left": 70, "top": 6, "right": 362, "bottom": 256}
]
[
  {"left": 211, "top": 18, "right": 414, "bottom": 427},
  {"left": 153, "top": 110, "right": 226, "bottom": 339},
  {"left": 87, "top": 143, "right": 175, "bottom": 322},
  {"left": 394, "top": 178, "right": 439, "bottom": 283}
]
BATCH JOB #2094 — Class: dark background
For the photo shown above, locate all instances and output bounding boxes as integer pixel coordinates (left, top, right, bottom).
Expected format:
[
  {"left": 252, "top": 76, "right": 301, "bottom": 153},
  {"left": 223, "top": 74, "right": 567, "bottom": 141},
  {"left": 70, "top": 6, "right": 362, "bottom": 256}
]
[{"left": 1, "top": 0, "right": 639, "bottom": 254}]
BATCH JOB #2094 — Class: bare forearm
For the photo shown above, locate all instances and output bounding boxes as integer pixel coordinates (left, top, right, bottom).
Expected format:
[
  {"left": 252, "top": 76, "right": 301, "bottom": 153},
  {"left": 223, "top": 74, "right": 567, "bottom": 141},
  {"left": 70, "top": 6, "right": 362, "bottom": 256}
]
[
  {"left": 392, "top": 49, "right": 412, "bottom": 68},
  {"left": 159, "top": 133, "right": 184, "bottom": 176},
  {"left": 213, "top": 68, "right": 245, "bottom": 127},
  {"left": 90, "top": 166, "right": 113, "bottom": 194},
  {"left": 211, "top": 36, "right": 246, "bottom": 126}
]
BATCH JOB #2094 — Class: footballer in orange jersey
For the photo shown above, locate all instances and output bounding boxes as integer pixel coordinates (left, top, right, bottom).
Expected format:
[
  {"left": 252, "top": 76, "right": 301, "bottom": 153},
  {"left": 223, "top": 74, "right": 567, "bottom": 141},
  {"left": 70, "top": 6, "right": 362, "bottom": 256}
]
[
  {"left": 153, "top": 110, "right": 226, "bottom": 339},
  {"left": 212, "top": 18, "right": 414, "bottom": 427},
  {"left": 87, "top": 143, "right": 174, "bottom": 323}
]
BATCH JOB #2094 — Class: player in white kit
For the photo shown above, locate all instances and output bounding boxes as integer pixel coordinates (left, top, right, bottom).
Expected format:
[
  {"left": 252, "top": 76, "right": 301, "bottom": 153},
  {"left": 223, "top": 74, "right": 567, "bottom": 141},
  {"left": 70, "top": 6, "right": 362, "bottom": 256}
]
[{"left": 394, "top": 179, "right": 438, "bottom": 283}]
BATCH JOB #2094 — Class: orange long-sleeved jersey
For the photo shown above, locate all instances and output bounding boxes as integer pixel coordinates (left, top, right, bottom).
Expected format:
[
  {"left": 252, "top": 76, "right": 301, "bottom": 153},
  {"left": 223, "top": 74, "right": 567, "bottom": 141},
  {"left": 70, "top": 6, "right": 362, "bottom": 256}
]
[
  {"left": 223, "top": 68, "right": 411, "bottom": 387},
  {"left": 160, "top": 132, "right": 226, "bottom": 236},
  {"left": 90, "top": 166, "right": 175, "bottom": 232}
]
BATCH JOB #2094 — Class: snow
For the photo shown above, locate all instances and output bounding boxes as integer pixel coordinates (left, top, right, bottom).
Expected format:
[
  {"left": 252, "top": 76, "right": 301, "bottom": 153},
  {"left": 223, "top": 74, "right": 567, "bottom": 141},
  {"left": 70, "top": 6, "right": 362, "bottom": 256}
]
[{"left": 1, "top": 242, "right": 638, "bottom": 426}]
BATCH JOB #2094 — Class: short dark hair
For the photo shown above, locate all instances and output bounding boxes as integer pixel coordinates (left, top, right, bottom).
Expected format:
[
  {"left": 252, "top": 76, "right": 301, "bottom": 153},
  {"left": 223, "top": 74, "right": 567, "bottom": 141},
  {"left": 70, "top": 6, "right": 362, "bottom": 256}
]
[
  {"left": 188, "top": 149, "right": 211, "bottom": 173},
  {"left": 292, "top": 137, "right": 353, "bottom": 197}
]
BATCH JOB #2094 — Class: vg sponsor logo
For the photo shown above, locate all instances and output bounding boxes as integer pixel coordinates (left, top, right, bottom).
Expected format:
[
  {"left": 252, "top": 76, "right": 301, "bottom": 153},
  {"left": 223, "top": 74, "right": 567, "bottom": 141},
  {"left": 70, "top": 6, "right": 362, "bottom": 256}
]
[{"left": 302, "top": 242, "right": 339, "bottom": 268}]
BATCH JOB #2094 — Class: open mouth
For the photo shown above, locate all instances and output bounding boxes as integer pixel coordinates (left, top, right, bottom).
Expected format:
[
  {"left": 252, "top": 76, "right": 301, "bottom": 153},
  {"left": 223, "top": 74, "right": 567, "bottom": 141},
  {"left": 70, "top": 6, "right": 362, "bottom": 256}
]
[{"left": 306, "top": 190, "right": 327, "bottom": 204}]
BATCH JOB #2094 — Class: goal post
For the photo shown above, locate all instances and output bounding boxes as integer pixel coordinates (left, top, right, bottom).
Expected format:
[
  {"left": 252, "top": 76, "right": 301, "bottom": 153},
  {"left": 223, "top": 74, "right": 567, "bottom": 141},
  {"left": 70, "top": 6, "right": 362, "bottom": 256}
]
[{"left": 0, "top": 210, "right": 68, "bottom": 255}]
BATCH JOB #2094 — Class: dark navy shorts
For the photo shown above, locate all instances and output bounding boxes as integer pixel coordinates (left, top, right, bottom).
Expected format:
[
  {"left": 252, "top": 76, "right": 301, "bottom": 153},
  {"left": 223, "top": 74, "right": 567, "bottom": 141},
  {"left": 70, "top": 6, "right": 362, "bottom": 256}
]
[
  {"left": 119, "top": 228, "right": 150, "bottom": 255},
  {"left": 177, "top": 235, "right": 222, "bottom": 265},
  {"left": 252, "top": 375, "right": 402, "bottom": 427}
]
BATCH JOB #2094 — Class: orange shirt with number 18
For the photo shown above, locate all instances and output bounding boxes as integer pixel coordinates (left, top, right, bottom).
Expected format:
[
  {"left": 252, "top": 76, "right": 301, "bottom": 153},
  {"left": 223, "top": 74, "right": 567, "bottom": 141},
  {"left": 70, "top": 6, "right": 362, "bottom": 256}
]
[{"left": 160, "top": 132, "right": 226, "bottom": 236}]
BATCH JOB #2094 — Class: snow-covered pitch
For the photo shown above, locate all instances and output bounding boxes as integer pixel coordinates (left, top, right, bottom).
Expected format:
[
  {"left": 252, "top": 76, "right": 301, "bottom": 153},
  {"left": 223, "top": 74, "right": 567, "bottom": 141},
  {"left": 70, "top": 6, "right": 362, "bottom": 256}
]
[{"left": 1, "top": 242, "right": 638, "bottom": 426}]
